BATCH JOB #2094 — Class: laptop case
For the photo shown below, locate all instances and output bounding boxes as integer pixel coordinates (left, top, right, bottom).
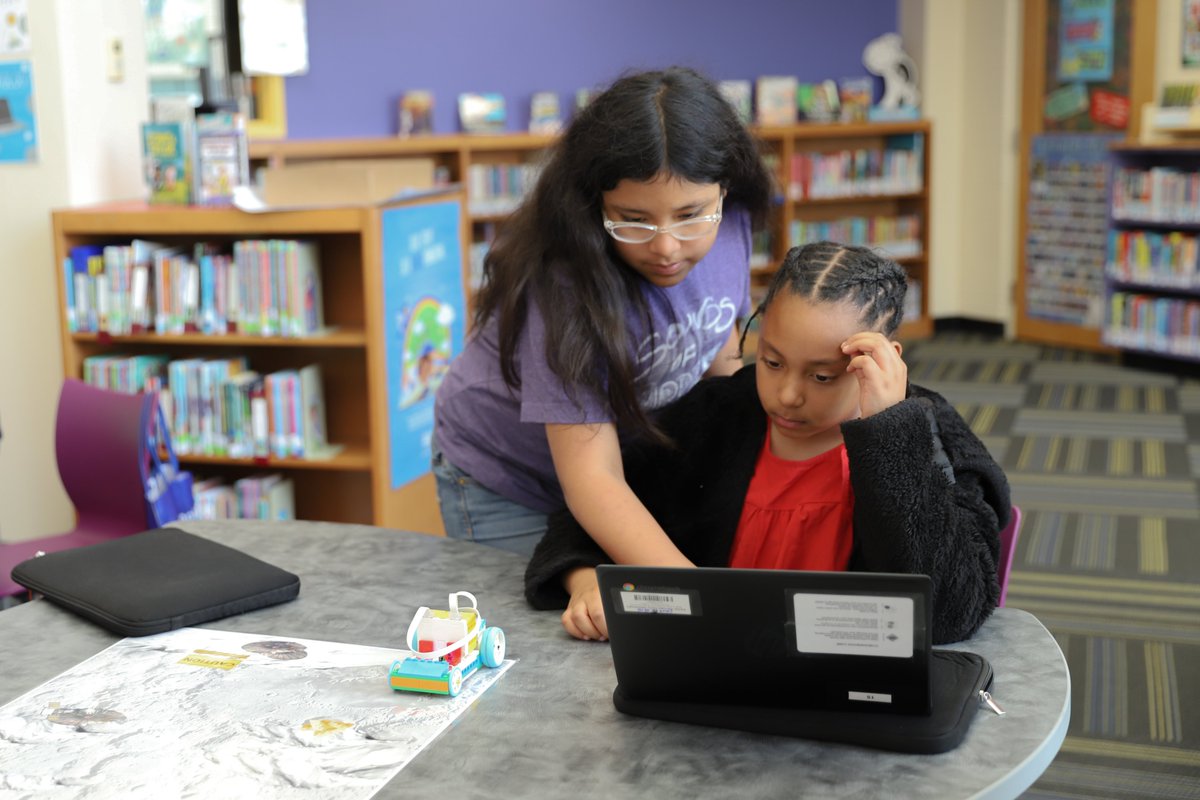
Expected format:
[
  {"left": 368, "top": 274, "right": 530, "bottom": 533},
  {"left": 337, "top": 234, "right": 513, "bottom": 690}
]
[
  {"left": 10, "top": 527, "right": 300, "bottom": 636},
  {"left": 614, "top": 649, "right": 994, "bottom": 754}
]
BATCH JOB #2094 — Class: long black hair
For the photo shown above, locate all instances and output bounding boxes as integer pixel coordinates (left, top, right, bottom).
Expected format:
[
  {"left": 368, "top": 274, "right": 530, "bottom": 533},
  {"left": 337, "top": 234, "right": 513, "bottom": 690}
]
[
  {"left": 744, "top": 242, "right": 909, "bottom": 345},
  {"left": 475, "top": 66, "right": 773, "bottom": 441}
]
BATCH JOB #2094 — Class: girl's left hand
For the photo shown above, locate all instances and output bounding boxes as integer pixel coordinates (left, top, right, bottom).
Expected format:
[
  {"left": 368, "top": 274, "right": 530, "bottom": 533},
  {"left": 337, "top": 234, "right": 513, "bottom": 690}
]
[{"left": 842, "top": 332, "right": 907, "bottom": 418}]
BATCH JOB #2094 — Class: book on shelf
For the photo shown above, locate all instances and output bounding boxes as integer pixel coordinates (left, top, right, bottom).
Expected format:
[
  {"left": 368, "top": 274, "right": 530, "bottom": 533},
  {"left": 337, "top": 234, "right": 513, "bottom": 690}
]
[
  {"left": 796, "top": 80, "right": 840, "bottom": 123},
  {"left": 142, "top": 121, "right": 192, "bottom": 205},
  {"left": 755, "top": 76, "right": 798, "bottom": 126},
  {"left": 66, "top": 237, "right": 328, "bottom": 339},
  {"left": 837, "top": 77, "right": 874, "bottom": 123},
  {"left": 397, "top": 90, "right": 434, "bottom": 136},
  {"left": 458, "top": 92, "right": 507, "bottom": 134},
  {"left": 193, "top": 111, "right": 249, "bottom": 207},
  {"left": 83, "top": 356, "right": 340, "bottom": 463},
  {"left": 719, "top": 79, "right": 753, "bottom": 125},
  {"left": 529, "top": 91, "right": 562, "bottom": 134}
]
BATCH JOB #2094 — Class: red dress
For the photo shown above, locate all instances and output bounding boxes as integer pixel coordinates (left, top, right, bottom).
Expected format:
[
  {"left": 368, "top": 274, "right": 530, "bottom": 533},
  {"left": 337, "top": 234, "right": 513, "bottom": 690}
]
[{"left": 727, "top": 429, "right": 854, "bottom": 571}]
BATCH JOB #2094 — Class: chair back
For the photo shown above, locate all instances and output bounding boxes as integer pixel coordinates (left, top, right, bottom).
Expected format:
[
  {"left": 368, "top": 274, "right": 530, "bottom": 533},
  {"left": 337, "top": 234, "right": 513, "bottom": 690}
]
[
  {"left": 55, "top": 379, "right": 156, "bottom": 538},
  {"left": 997, "top": 505, "right": 1022, "bottom": 608}
]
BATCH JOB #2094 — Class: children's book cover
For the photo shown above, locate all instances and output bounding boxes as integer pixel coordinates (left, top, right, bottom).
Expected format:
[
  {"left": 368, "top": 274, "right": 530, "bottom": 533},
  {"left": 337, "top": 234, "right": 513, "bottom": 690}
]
[
  {"left": 398, "top": 90, "right": 434, "bottom": 136},
  {"left": 194, "top": 111, "right": 248, "bottom": 206},
  {"left": 797, "top": 80, "right": 841, "bottom": 123},
  {"left": 528, "top": 91, "right": 562, "bottom": 134},
  {"left": 458, "top": 92, "right": 506, "bottom": 134},
  {"left": 143, "top": 121, "right": 192, "bottom": 205},
  {"left": 838, "top": 77, "right": 874, "bottom": 123},
  {"left": 755, "top": 76, "right": 798, "bottom": 127},
  {"left": 719, "top": 79, "right": 753, "bottom": 125}
]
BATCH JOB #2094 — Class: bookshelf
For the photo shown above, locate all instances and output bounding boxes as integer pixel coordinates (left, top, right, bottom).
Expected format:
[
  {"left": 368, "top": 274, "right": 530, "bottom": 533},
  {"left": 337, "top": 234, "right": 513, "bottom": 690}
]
[
  {"left": 249, "top": 122, "right": 935, "bottom": 339},
  {"left": 1015, "top": 0, "right": 1157, "bottom": 351},
  {"left": 754, "top": 120, "right": 932, "bottom": 339},
  {"left": 51, "top": 196, "right": 469, "bottom": 535},
  {"left": 1103, "top": 144, "right": 1200, "bottom": 361}
]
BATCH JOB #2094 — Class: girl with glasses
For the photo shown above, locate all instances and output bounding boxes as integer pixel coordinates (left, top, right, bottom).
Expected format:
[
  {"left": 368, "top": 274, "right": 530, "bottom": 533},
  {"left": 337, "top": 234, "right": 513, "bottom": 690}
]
[
  {"left": 525, "top": 242, "right": 1011, "bottom": 645},
  {"left": 432, "top": 66, "right": 773, "bottom": 558}
]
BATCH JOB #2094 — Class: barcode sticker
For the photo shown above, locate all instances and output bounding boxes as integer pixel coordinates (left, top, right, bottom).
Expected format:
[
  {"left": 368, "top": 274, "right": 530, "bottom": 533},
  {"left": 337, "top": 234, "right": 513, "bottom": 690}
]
[{"left": 618, "top": 591, "right": 692, "bottom": 616}]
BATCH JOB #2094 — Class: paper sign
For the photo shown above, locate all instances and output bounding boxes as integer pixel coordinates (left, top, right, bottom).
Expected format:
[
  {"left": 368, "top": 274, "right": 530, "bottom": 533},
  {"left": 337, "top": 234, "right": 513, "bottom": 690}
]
[{"left": 792, "top": 593, "right": 914, "bottom": 658}]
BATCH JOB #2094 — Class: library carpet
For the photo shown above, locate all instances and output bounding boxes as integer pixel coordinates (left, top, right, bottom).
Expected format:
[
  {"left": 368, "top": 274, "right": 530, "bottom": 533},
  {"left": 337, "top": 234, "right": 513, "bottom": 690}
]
[{"left": 902, "top": 334, "right": 1200, "bottom": 800}]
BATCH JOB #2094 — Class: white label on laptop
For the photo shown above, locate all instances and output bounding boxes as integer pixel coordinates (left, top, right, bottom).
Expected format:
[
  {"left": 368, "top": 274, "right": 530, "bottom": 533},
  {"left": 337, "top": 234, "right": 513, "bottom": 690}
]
[
  {"left": 791, "top": 594, "right": 914, "bottom": 658},
  {"left": 618, "top": 591, "right": 693, "bottom": 616}
]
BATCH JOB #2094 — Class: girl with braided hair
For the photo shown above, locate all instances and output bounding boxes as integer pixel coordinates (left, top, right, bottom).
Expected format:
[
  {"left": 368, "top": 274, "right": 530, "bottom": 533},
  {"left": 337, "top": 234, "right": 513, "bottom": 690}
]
[{"left": 525, "top": 241, "right": 1011, "bottom": 645}]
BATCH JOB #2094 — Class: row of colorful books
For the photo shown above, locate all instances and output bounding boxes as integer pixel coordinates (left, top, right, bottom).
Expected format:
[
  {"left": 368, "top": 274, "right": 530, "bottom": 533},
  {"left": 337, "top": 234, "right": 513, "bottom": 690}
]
[
  {"left": 724, "top": 76, "right": 911, "bottom": 127},
  {"left": 1106, "top": 229, "right": 1200, "bottom": 288},
  {"left": 82, "top": 355, "right": 336, "bottom": 461},
  {"left": 1104, "top": 291, "right": 1200, "bottom": 357},
  {"left": 786, "top": 136, "right": 925, "bottom": 200},
  {"left": 141, "top": 112, "right": 251, "bottom": 207},
  {"left": 466, "top": 162, "right": 544, "bottom": 216},
  {"left": 789, "top": 214, "right": 921, "bottom": 259},
  {"left": 1111, "top": 166, "right": 1200, "bottom": 224},
  {"left": 64, "top": 238, "right": 324, "bottom": 338},
  {"left": 191, "top": 474, "right": 295, "bottom": 521}
]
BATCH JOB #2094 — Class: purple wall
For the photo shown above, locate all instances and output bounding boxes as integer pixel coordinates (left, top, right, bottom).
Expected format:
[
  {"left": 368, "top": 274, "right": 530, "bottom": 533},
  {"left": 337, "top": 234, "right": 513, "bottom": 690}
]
[{"left": 285, "top": 1, "right": 898, "bottom": 139}]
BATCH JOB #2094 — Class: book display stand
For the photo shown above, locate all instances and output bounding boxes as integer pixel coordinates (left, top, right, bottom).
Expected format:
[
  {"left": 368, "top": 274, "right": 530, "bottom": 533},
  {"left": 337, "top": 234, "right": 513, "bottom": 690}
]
[{"left": 52, "top": 193, "right": 468, "bottom": 534}]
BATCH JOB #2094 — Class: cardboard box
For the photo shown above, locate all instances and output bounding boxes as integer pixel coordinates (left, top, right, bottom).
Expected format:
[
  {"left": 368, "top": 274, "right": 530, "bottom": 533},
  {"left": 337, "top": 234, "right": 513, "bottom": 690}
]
[{"left": 259, "top": 158, "right": 437, "bottom": 207}]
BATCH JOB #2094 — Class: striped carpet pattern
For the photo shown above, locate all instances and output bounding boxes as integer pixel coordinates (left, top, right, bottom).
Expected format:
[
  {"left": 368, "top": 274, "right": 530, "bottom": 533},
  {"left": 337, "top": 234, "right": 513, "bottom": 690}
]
[{"left": 903, "top": 335, "right": 1200, "bottom": 800}]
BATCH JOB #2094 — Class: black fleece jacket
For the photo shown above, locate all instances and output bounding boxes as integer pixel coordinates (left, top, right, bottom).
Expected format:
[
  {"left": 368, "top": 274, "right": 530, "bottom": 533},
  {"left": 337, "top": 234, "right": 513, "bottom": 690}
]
[{"left": 524, "top": 365, "right": 1011, "bottom": 644}]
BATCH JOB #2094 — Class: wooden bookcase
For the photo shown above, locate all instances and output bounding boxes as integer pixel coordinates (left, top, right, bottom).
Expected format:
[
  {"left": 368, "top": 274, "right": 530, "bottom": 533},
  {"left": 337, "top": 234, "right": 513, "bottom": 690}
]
[
  {"left": 250, "top": 122, "right": 935, "bottom": 339},
  {"left": 1103, "top": 143, "right": 1200, "bottom": 361},
  {"left": 1015, "top": 0, "right": 1157, "bottom": 351},
  {"left": 754, "top": 120, "right": 933, "bottom": 340},
  {"left": 51, "top": 195, "right": 468, "bottom": 535}
]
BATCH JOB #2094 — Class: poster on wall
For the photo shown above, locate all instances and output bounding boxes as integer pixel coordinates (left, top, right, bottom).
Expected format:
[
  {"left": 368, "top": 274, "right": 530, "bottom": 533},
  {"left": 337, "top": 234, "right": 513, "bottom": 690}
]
[
  {"left": 0, "top": 0, "right": 30, "bottom": 54},
  {"left": 1058, "top": 0, "right": 1114, "bottom": 81},
  {"left": 1184, "top": 0, "right": 1200, "bottom": 66},
  {"left": 1025, "top": 133, "right": 1120, "bottom": 327},
  {"left": 1044, "top": 0, "right": 1132, "bottom": 132},
  {"left": 381, "top": 199, "right": 465, "bottom": 490},
  {"left": 239, "top": 0, "right": 309, "bottom": 75},
  {"left": 0, "top": 60, "right": 37, "bottom": 164}
]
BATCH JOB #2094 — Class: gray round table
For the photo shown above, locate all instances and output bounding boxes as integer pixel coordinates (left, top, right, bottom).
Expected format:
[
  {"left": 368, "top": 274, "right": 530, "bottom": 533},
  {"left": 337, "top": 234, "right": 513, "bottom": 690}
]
[{"left": 0, "top": 520, "right": 1069, "bottom": 799}]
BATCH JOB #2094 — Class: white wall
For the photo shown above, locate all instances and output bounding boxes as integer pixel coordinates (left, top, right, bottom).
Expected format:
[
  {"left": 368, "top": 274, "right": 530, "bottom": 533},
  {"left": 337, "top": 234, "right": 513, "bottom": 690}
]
[
  {"left": 900, "top": 0, "right": 1022, "bottom": 330},
  {"left": 0, "top": 0, "right": 147, "bottom": 545}
]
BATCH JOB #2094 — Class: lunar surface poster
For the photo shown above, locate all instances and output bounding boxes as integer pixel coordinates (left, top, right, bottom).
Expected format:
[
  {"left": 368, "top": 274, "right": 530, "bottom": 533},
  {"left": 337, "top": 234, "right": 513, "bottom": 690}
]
[{"left": 0, "top": 628, "right": 512, "bottom": 798}]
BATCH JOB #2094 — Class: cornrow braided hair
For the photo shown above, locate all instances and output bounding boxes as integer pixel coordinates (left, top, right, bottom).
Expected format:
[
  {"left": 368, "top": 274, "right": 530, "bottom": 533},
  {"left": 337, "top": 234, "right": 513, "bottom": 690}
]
[{"left": 750, "top": 241, "right": 908, "bottom": 337}]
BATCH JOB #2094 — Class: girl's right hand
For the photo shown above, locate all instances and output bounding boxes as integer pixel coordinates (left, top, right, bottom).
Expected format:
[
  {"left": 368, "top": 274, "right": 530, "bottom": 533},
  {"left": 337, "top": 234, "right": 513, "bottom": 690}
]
[{"left": 562, "top": 567, "right": 608, "bottom": 641}]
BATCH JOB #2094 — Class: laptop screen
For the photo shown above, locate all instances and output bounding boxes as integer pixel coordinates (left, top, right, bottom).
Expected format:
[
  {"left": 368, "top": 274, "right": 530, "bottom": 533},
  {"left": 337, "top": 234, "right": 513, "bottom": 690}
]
[{"left": 596, "top": 565, "right": 933, "bottom": 715}]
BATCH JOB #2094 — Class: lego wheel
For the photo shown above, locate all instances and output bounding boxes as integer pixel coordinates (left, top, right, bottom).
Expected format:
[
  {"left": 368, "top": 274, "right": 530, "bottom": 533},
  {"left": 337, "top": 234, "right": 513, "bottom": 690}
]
[
  {"left": 481, "top": 626, "right": 505, "bottom": 668},
  {"left": 447, "top": 666, "right": 463, "bottom": 697}
]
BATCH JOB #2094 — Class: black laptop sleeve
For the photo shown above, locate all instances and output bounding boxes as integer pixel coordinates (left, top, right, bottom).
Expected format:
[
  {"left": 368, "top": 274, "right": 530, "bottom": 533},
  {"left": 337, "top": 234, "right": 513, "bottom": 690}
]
[
  {"left": 613, "top": 649, "right": 994, "bottom": 754},
  {"left": 10, "top": 527, "right": 300, "bottom": 636}
]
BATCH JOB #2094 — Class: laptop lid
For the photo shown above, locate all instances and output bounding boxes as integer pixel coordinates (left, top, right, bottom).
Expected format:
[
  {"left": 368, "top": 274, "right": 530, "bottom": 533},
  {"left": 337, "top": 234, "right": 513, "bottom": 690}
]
[{"left": 596, "top": 565, "right": 933, "bottom": 715}]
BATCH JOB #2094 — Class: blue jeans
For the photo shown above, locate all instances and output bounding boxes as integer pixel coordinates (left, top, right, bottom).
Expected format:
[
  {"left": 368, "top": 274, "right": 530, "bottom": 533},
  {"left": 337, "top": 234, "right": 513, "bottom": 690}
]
[{"left": 431, "top": 440, "right": 548, "bottom": 556}]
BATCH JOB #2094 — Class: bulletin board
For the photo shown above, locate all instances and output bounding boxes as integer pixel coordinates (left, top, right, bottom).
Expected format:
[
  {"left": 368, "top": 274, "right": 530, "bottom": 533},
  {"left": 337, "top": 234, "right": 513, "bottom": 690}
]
[{"left": 1015, "top": 0, "right": 1157, "bottom": 350}]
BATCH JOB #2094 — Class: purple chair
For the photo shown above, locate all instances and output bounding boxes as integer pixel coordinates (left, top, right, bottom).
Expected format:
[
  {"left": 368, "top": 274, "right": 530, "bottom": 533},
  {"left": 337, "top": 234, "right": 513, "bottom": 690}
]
[
  {"left": 997, "top": 505, "right": 1023, "bottom": 608},
  {"left": 0, "top": 379, "right": 155, "bottom": 597}
]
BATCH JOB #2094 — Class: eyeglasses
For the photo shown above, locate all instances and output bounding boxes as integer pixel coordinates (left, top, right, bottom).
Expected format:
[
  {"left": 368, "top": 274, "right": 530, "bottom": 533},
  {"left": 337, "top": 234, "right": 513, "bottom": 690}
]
[{"left": 602, "top": 196, "right": 724, "bottom": 244}]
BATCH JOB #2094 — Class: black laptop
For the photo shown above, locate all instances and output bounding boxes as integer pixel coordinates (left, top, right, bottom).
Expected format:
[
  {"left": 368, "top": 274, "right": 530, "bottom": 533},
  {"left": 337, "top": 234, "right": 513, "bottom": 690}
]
[{"left": 597, "top": 565, "right": 933, "bottom": 715}]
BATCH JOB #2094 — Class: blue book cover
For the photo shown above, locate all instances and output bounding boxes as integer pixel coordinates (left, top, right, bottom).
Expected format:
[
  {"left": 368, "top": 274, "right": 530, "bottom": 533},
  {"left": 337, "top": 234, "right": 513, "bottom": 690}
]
[{"left": 0, "top": 60, "right": 38, "bottom": 164}]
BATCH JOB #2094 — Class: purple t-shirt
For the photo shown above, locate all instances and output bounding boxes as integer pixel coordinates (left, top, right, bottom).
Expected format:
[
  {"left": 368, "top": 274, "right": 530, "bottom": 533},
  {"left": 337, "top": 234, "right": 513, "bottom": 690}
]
[{"left": 434, "top": 207, "right": 752, "bottom": 512}]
